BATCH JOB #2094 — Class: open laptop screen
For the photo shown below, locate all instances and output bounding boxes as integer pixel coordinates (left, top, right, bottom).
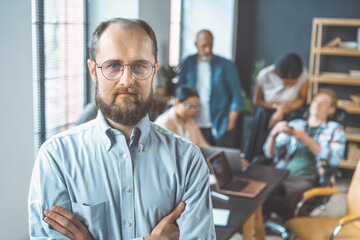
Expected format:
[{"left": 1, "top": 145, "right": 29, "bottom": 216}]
[{"left": 208, "top": 151, "right": 233, "bottom": 189}]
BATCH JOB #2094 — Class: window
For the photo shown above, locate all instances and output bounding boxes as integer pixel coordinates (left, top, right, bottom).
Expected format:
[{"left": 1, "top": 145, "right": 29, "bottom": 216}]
[
  {"left": 180, "top": 0, "right": 236, "bottom": 61},
  {"left": 32, "top": 0, "right": 89, "bottom": 150},
  {"left": 169, "top": 0, "right": 182, "bottom": 67}
]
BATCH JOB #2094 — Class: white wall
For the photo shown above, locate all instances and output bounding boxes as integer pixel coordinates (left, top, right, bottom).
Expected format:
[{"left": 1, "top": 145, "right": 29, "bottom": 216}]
[
  {"left": 0, "top": 0, "right": 34, "bottom": 239},
  {"left": 88, "top": 0, "right": 139, "bottom": 37},
  {"left": 139, "top": 0, "right": 171, "bottom": 89}
]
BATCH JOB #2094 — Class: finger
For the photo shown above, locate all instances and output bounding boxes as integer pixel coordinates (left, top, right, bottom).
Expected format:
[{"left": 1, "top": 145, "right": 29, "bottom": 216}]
[
  {"left": 52, "top": 205, "right": 85, "bottom": 230},
  {"left": 165, "top": 201, "right": 186, "bottom": 223},
  {"left": 44, "top": 209, "right": 79, "bottom": 235},
  {"left": 44, "top": 215, "right": 75, "bottom": 239}
]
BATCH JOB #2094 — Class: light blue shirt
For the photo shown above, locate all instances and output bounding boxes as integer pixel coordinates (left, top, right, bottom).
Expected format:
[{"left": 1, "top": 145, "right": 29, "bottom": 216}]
[
  {"left": 28, "top": 111, "right": 215, "bottom": 239},
  {"left": 263, "top": 119, "right": 346, "bottom": 169}
]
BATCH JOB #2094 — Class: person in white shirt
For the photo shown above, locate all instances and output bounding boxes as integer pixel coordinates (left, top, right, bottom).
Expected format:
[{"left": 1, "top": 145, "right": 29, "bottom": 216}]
[{"left": 245, "top": 53, "right": 308, "bottom": 161}]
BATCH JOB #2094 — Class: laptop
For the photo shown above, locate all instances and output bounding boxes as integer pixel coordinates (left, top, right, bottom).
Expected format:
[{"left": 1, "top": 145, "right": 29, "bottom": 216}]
[
  {"left": 206, "top": 151, "right": 267, "bottom": 198},
  {"left": 200, "top": 146, "right": 244, "bottom": 171}
]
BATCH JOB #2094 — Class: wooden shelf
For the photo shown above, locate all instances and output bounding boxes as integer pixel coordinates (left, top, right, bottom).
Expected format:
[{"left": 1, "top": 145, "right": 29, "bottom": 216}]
[
  {"left": 315, "top": 47, "right": 360, "bottom": 57},
  {"left": 310, "top": 72, "right": 360, "bottom": 85},
  {"left": 339, "top": 160, "right": 358, "bottom": 169},
  {"left": 310, "top": 18, "right": 360, "bottom": 170},
  {"left": 338, "top": 100, "right": 360, "bottom": 114},
  {"left": 314, "top": 18, "right": 360, "bottom": 26},
  {"left": 346, "top": 127, "right": 360, "bottom": 142}
]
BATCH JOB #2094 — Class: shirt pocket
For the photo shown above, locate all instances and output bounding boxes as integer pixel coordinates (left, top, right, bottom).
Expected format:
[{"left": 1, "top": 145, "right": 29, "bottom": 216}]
[{"left": 71, "top": 201, "right": 110, "bottom": 240}]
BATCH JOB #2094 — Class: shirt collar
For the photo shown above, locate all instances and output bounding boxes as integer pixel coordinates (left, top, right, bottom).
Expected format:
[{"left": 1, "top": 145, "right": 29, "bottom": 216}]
[
  {"left": 305, "top": 119, "right": 328, "bottom": 130},
  {"left": 96, "top": 110, "right": 150, "bottom": 152}
]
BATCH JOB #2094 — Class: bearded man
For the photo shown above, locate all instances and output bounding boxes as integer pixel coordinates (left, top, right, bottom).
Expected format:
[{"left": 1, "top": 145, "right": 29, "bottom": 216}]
[{"left": 28, "top": 18, "right": 215, "bottom": 240}]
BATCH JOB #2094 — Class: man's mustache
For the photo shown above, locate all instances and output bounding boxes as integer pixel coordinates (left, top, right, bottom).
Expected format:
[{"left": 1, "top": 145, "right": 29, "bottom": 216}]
[
  {"left": 111, "top": 87, "right": 139, "bottom": 102},
  {"left": 114, "top": 87, "right": 138, "bottom": 95}
]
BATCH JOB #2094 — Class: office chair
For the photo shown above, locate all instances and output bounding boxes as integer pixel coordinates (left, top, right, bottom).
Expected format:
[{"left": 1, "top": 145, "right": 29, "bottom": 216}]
[{"left": 285, "top": 158, "right": 360, "bottom": 240}]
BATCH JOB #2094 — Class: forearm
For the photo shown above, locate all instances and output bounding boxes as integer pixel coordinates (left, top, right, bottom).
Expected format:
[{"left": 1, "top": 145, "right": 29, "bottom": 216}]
[
  {"left": 303, "top": 136, "right": 321, "bottom": 156},
  {"left": 285, "top": 98, "right": 305, "bottom": 113},
  {"left": 255, "top": 99, "right": 277, "bottom": 110},
  {"left": 264, "top": 133, "right": 277, "bottom": 157}
]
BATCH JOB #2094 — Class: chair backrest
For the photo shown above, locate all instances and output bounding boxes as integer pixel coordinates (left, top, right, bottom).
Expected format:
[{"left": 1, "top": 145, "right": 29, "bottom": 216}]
[
  {"left": 347, "top": 158, "right": 360, "bottom": 215},
  {"left": 300, "top": 106, "right": 347, "bottom": 126}
]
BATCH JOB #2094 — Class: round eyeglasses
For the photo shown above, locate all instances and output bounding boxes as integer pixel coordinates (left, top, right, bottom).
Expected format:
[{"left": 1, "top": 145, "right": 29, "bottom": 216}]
[
  {"left": 94, "top": 59, "right": 156, "bottom": 81},
  {"left": 184, "top": 104, "right": 199, "bottom": 111}
]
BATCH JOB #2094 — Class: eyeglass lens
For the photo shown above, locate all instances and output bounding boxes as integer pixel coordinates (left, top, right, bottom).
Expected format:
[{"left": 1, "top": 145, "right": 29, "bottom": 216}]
[
  {"left": 101, "top": 60, "right": 153, "bottom": 80},
  {"left": 185, "top": 104, "right": 198, "bottom": 110}
]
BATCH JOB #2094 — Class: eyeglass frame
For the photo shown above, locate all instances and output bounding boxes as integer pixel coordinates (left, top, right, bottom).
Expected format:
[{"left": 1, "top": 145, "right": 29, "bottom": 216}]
[
  {"left": 93, "top": 59, "right": 157, "bottom": 81},
  {"left": 183, "top": 103, "right": 199, "bottom": 111}
]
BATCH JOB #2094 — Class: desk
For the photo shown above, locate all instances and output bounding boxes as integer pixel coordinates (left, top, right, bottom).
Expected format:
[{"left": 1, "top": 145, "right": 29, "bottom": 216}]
[{"left": 213, "top": 165, "right": 288, "bottom": 240}]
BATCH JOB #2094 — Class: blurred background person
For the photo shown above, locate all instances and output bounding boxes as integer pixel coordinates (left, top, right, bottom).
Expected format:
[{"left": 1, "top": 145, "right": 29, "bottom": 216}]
[
  {"left": 246, "top": 53, "right": 308, "bottom": 161},
  {"left": 178, "top": 29, "right": 243, "bottom": 147},
  {"left": 155, "top": 86, "right": 210, "bottom": 147}
]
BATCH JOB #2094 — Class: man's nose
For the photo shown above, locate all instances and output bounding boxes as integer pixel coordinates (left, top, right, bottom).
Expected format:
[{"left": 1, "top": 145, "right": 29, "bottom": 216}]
[{"left": 118, "top": 65, "right": 134, "bottom": 86}]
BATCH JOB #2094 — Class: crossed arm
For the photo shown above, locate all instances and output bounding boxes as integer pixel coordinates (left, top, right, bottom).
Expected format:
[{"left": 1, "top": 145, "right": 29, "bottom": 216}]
[{"left": 43, "top": 202, "right": 186, "bottom": 240}]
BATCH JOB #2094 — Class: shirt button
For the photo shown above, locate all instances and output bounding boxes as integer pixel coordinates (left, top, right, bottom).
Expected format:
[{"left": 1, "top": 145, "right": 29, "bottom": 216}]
[
  {"left": 125, "top": 221, "right": 132, "bottom": 227},
  {"left": 124, "top": 187, "right": 131, "bottom": 192},
  {"left": 139, "top": 143, "right": 143, "bottom": 149},
  {"left": 123, "top": 153, "right": 128, "bottom": 158}
]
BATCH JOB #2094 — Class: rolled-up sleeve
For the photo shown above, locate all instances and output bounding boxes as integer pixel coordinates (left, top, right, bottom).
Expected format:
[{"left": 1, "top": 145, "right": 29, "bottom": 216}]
[{"left": 316, "top": 125, "right": 346, "bottom": 167}]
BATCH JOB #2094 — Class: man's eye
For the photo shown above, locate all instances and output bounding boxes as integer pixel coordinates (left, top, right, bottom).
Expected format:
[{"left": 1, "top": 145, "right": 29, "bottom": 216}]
[
  {"left": 109, "top": 63, "right": 120, "bottom": 69},
  {"left": 134, "top": 63, "right": 145, "bottom": 69}
]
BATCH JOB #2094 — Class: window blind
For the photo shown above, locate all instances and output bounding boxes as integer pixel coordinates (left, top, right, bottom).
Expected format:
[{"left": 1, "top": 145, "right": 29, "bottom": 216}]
[{"left": 32, "top": 0, "right": 88, "bottom": 151}]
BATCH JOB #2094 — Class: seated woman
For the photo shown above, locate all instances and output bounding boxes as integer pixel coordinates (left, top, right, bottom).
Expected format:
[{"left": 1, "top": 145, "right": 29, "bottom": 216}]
[
  {"left": 155, "top": 86, "right": 210, "bottom": 147},
  {"left": 246, "top": 53, "right": 308, "bottom": 161}
]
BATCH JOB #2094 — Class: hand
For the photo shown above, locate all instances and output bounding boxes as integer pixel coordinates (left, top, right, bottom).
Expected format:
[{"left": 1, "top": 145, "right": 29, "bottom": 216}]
[
  {"left": 269, "top": 121, "right": 293, "bottom": 138},
  {"left": 277, "top": 103, "right": 292, "bottom": 114},
  {"left": 291, "top": 129, "right": 310, "bottom": 143},
  {"left": 268, "top": 110, "right": 284, "bottom": 128},
  {"left": 241, "top": 158, "right": 250, "bottom": 168},
  {"left": 145, "top": 201, "right": 186, "bottom": 240},
  {"left": 43, "top": 205, "right": 93, "bottom": 240},
  {"left": 226, "top": 111, "right": 239, "bottom": 131}
]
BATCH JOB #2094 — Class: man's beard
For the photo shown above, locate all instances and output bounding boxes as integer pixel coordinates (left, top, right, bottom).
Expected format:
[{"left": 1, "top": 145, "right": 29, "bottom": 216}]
[{"left": 95, "top": 83, "right": 153, "bottom": 126}]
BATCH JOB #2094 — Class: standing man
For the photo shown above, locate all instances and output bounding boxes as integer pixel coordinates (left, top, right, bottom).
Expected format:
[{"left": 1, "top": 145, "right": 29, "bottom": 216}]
[
  {"left": 178, "top": 30, "right": 243, "bottom": 147},
  {"left": 29, "top": 18, "right": 215, "bottom": 239},
  {"left": 263, "top": 88, "right": 345, "bottom": 220}
]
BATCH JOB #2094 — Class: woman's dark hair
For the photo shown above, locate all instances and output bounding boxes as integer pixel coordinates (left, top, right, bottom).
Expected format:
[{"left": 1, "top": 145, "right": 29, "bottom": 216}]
[
  {"left": 275, "top": 53, "right": 303, "bottom": 79},
  {"left": 175, "top": 86, "right": 199, "bottom": 102}
]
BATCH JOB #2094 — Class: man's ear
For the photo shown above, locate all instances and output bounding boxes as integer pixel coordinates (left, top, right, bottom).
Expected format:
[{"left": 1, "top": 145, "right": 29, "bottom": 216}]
[
  {"left": 153, "top": 60, "right": 160, "bottom": 77},
  {"left": 87, "top": 59, "right": 96, "bottom": 83},
  {"left": 151, "top": 60, "right": 160, "bottom": 86},
  {"left": 173, "top": 98, "right": 179, "bottom": 106}
]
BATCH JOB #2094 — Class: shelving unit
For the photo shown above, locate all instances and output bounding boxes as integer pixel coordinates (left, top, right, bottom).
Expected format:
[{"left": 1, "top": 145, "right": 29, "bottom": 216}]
[{"left": 308, "top": 18, "right": 360, "bottom": 169}]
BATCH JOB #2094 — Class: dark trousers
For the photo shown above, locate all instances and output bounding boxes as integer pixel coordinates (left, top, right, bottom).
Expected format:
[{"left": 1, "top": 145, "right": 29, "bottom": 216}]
[
  {"left": 244, "top": 106, "right": 306, "bottom": 161},
  {"left": 200, "top": 127, "right": 238, "bottom": 148}
]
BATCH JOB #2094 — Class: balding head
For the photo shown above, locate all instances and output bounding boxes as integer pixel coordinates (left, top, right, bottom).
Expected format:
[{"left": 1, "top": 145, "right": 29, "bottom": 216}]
[
  {"left": 90, "top": 18, "right": 158, "bottom": 62},
  {"left": 195, "top": 29, "right": 213, "bottom": 59}
]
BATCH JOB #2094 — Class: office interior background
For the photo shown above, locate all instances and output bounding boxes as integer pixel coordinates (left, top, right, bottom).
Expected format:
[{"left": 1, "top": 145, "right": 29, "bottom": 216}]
[{"left": 1, "top": 0, "right": 360, "bottom": 239}]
